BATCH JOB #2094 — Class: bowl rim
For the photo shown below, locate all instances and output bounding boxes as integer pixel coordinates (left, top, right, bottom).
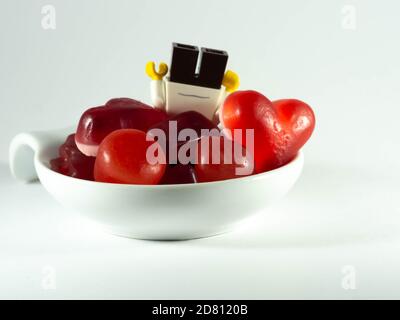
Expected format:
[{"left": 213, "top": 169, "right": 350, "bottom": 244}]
[{"left": 35, "top": 151, "right": 303, "bottom": 190}]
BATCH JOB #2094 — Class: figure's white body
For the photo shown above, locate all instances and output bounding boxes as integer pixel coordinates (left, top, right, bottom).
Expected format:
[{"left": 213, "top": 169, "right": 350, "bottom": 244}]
[{"left": 150, "top": 78, "right": 227, "bottom": 120}]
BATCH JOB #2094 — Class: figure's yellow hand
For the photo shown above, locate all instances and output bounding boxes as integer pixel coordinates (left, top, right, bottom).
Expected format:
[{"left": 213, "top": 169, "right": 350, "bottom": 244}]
[
  {"left": 222, "top": 70, "right": 240, "bottom": 93},
  {"left": 146, "top": 61, "right": 168, "bottom": 80}
]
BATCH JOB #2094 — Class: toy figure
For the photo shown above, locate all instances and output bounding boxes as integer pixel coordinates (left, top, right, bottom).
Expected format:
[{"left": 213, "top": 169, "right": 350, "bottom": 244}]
[{"left": 146, "top": 43, "right": 239, "bottom": 121}]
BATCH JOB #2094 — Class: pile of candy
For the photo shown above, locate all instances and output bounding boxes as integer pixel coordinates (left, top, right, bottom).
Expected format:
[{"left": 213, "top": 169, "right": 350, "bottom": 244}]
[{"left": 50, "top": 90, "right": 315, "bottom": 184}]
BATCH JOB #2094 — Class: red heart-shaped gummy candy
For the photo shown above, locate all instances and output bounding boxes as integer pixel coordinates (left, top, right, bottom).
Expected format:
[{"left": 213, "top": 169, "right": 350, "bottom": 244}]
[{"left": 220, "top": 90, "right": 315, "bottom": 173}]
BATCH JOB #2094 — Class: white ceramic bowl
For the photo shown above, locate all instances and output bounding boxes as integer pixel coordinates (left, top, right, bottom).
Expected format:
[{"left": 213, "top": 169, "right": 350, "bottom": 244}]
[{"left": 9, "top": 127, "right": 304, "bottom": 240}]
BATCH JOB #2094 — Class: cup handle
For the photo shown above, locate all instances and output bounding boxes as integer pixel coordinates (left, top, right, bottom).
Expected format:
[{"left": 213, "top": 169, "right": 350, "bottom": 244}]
[
  {"left": 9, "top": 132, "right": 47, "bottom": 182},
  {"left": 9, "top": 127, "right": 73, "bottom": 182}
]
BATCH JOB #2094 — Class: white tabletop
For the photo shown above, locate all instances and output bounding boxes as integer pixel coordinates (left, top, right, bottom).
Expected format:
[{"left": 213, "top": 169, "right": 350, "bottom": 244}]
[{"left": 1, "top": 159, "right": 399, "bottom": 300}]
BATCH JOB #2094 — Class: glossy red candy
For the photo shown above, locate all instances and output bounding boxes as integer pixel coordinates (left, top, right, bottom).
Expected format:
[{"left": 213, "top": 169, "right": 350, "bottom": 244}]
[
  {"left": 220, "top": 91, "right": 315, "bottom": 173},
  {"left": 105, "top": 97, "right": 147, "bottom": 108},
  {"left": 194, "top": 135, "right": 254, "bottom": 183},
  {"left": 150, "top": 111, "right": 219, "bottom": 138},
  {"left": 50, "top": 134, "right": 95, "bottom": 180},
  {"left": 49, "top": 157, "right": 68, "bottom": 176},
  {"left": 160, "top": 164, "right": 197, "bottom": 185},
  {"left": 94, "top": 129, "right": 166, "bottom": 185},
  {"left": 75, "top": 98, "right": 168, "bottom": 156},
  {"left": 149, "top": 111, "right": 219, "bottom": 163}
]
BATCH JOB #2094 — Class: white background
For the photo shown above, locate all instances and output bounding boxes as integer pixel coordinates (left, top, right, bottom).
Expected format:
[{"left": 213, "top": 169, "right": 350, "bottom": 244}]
[{"left": 1, "top": 0, "right": 400, "bottom": 299}]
